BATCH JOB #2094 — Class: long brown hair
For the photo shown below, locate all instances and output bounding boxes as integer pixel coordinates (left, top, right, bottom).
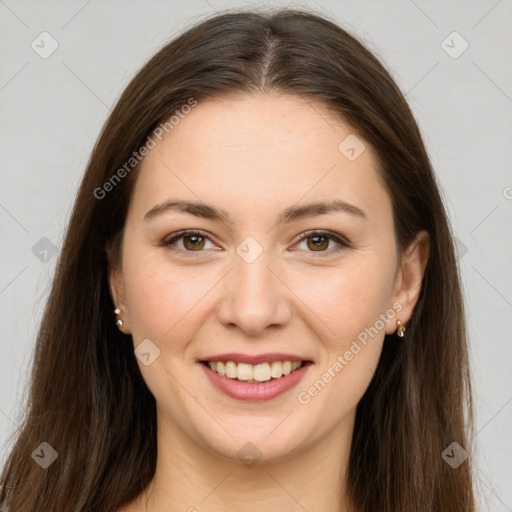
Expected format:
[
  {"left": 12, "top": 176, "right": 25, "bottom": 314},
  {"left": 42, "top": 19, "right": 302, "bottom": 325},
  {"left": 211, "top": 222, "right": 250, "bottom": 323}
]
[{"left": 0, "top": 8, "right": 475, "bottom": 511}]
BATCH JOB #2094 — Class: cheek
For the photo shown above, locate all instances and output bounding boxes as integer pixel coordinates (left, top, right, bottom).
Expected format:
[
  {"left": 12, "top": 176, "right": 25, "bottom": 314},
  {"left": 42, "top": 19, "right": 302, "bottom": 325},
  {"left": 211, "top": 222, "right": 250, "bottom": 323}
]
[
  {"left": 293, "top": 255, "right": 396, "bottom": 346},
  {"left": 291, "top": 254, "right": 396, "bottom": 402},
  {"left": 122, "top": 248, "right": 216, "bottom": 344},
  {"left": 294, "top": 262, "right": 392, "bottom": 416}
]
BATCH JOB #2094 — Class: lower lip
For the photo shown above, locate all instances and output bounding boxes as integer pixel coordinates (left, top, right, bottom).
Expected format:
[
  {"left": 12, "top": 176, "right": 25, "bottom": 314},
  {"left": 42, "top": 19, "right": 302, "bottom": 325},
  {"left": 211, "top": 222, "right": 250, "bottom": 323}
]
[{"left": 200, "top": 362, "right": 312, "bottom": 402}]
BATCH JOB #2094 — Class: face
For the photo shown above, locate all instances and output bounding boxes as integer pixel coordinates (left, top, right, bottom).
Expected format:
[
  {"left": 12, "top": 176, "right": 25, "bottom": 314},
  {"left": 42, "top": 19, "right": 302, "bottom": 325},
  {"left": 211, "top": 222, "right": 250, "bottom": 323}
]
[{"left": 109, "top": 93, "right": 426, "bottom": 463}]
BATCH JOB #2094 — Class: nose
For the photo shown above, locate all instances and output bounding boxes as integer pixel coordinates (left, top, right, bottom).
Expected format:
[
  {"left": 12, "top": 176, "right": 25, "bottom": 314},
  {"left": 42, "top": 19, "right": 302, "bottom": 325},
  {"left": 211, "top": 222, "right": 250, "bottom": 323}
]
[{"left": 216, "top": 251, "right": 292, "bottom": 336}]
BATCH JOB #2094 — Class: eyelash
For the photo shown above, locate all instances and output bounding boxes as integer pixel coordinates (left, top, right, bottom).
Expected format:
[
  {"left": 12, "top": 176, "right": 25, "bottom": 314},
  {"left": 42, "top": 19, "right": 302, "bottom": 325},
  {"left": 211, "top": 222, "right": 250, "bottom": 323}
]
[{"left": 163, "top": 229, "right": 349, "bottom": 256}]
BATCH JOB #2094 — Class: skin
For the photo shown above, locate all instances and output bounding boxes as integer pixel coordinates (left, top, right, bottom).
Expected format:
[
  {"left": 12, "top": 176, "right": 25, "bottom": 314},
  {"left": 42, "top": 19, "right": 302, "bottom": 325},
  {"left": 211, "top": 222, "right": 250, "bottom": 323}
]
[{"left": 109, "top": 92, "right": 430, "bottom": 512}]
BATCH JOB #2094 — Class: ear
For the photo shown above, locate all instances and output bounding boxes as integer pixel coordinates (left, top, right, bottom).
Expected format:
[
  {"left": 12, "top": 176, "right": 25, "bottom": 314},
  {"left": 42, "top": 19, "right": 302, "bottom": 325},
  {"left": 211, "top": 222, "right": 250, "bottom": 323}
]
[
  {"left": 105, "top": 242, "right": 131, "bottom": 334},
  {"left": 386, "top": 230, "right": 430, "bottom": 335}
]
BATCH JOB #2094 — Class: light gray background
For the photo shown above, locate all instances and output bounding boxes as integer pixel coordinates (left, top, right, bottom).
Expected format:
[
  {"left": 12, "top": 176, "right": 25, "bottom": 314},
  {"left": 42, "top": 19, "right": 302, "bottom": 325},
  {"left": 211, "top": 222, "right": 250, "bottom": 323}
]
[{"left": 1, "top": 0, "right": 511, "bottom": 509}]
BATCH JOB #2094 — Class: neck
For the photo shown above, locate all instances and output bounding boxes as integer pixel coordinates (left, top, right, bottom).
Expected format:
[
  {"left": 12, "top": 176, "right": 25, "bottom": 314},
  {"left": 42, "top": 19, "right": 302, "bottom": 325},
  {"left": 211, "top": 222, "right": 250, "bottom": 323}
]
[{"left": 133, "top": 409, "right": 356, "bottom": 512}]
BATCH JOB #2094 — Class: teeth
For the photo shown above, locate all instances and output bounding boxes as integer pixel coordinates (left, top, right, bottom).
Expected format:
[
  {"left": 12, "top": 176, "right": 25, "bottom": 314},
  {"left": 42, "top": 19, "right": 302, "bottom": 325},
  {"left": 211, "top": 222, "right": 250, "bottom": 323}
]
[
  {"left": 225, "top": 361, "right": 237, "bottom": 379},
  {"left": 237, "top": 363, "right": 253, "bottom": 381},
  {"left": 253, "top": 363, "right": 271, "bottom": 382},
  {"left": 207, "top": 360, "right": 304, "bottom": 382},
  {"left": 270, "top": 361, "right": 282, "bottom": 378}
]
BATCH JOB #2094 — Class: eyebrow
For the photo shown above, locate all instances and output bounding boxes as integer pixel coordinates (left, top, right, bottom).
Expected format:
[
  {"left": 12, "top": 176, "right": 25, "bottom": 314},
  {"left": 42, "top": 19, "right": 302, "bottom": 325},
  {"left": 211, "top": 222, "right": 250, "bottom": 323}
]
[{"left": 143, "top": 198, "right": 367, "bottom": 223}]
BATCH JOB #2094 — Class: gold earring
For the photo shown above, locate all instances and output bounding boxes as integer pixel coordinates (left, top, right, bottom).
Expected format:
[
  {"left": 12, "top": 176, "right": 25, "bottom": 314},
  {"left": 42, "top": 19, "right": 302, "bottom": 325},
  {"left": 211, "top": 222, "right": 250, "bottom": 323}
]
[{"left": 396, "top": 319, "right": 405, "bottom": 337}]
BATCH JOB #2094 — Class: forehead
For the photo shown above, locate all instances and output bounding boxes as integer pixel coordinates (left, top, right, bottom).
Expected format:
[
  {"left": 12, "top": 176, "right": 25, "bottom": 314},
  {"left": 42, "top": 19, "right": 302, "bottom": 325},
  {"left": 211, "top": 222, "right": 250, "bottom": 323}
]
[{"left": 130, "top": 93, "right": 390, "bottom": 225}]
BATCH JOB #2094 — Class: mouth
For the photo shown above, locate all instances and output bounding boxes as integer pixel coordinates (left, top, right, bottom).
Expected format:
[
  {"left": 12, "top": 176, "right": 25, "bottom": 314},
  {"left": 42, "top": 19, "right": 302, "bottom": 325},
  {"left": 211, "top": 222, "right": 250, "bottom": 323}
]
[
  {"left": 198, "top": 357, "right": 313, "bottom": 402},
  {"left": 200, "top": 359, "right": 309, "bottom": 383}
]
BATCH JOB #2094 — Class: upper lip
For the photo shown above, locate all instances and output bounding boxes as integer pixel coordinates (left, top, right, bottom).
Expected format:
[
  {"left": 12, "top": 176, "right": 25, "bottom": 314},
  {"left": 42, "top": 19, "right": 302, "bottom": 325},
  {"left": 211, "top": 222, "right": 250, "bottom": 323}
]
[{"left": 200, "top": 352, "right": 310, "bottom": 365}]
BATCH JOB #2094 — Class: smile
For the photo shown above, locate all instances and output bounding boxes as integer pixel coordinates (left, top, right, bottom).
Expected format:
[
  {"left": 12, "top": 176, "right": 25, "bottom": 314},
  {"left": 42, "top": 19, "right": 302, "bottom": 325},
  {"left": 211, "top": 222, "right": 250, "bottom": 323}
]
[
  {"left": 203, "top": 360, "right": 304, "bottom": 383},
  {"left": 199, "top": 359, "right": 313, "bottom": 402}
]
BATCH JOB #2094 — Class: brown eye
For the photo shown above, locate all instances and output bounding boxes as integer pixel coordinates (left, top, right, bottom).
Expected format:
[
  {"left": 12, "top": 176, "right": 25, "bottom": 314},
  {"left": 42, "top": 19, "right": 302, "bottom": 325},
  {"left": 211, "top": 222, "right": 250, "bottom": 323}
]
[
  {"left": 164, "top": 230, "right": 217, "bottom": 254},
  {"left": 293, "top": 230, "right": 348, "bottom": 254},
  {"left": 183, "top": 235, "right": 206, "bottom": 251},
  {"left": 306, "top": 235, "right": 330, "bottom": 251}
]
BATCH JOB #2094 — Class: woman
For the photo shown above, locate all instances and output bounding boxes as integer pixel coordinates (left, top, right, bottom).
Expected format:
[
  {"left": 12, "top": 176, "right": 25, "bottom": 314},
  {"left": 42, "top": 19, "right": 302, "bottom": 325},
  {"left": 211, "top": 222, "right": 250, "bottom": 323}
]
[{"left": 0, "top": 8, "right": 475, "bottom": 511}]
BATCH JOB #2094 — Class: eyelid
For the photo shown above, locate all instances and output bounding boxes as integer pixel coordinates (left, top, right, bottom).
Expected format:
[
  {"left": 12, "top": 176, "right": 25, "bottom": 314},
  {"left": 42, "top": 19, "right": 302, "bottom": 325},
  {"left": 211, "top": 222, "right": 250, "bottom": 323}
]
[
  {"left": 292, "top": 229, "right": 349, "bottom": 253},
  {"left": 163, "top": 229, "right": 349, "bottom": 255},
  {"left": 163, "top": 229, "right": 219, "bottom": 255}
]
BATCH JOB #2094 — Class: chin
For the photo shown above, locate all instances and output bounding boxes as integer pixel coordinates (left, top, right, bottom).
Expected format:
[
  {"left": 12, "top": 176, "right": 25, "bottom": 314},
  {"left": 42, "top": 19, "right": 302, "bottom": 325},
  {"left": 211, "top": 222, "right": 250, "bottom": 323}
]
[{"left": 195, "top": 412, "right": 315, "bottom": 464}]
